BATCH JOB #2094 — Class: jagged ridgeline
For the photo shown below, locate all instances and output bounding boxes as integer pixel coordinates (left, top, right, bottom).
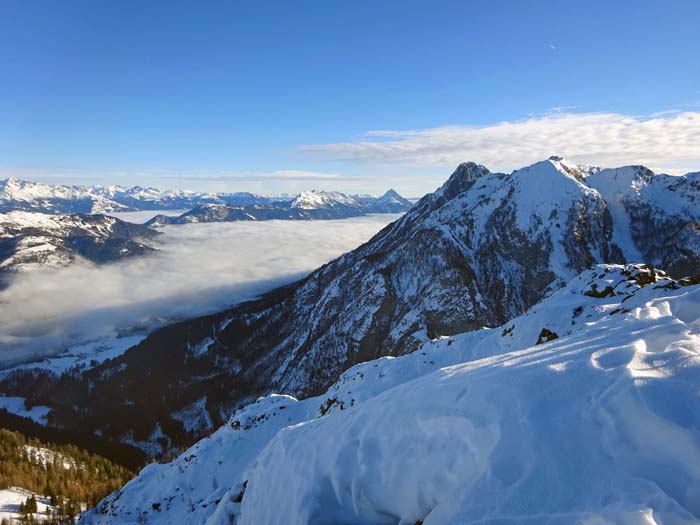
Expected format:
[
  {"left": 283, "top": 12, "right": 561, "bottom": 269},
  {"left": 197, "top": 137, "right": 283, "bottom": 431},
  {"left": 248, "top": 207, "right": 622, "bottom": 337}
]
[
  {"left": 2, "top": 157, "right": 699, "bottom": 462},
  {"left": 0, "top": 428, "right": 135, "bottom": 512}
]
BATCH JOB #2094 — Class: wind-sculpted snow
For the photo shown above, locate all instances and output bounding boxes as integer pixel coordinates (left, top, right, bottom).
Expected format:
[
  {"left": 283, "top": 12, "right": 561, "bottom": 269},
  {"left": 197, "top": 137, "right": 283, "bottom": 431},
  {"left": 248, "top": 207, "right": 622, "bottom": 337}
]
[{"left": 81, "top": 264, "right": 700, "bottom": 524}]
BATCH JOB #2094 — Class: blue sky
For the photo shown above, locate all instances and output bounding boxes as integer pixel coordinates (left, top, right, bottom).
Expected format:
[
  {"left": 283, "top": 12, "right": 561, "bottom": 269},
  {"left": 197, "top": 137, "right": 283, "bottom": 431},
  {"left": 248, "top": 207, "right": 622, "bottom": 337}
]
[{"left": 1, "top": 0, "right": 699, "bottom": 196}]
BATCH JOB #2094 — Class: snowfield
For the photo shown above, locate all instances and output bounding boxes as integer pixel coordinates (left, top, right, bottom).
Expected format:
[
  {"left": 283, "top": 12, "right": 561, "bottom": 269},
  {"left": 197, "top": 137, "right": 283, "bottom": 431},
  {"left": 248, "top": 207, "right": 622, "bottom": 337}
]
[
  {"left": 82, "top": 264, "right": 700, "bottom": 525},
  {"left": 0, "top": 487, "right": 56, "bottom": 523},
  {"left": 0, "top": 395, "right": 51, "bottom": 424}
]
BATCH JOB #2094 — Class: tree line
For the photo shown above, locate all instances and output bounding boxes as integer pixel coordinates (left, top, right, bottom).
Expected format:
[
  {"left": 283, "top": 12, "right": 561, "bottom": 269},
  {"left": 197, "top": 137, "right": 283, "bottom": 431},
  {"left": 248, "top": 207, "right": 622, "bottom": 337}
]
[{"left": 0, "top": 427, "right": 136, "bottom": 522}]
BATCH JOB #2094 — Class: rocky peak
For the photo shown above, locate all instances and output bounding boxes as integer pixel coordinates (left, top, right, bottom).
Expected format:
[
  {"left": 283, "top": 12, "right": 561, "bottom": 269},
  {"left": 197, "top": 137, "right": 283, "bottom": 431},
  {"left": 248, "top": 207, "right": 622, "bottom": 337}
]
[
  {"left": 379, "top": 189, "right": 402, "bottom": 201},
  {"left": 437, "top": 161, "right": 491, "bottom": 200},
  {"left": 514, "top": 156, "right": 591, "bottom": 183}
]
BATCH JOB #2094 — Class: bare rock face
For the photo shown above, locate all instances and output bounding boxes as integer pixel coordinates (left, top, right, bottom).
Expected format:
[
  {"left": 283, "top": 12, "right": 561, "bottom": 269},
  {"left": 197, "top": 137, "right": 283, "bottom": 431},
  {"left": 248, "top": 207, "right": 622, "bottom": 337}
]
[{"left": 6, "top": 158, "right": 700, "bottom": 458}]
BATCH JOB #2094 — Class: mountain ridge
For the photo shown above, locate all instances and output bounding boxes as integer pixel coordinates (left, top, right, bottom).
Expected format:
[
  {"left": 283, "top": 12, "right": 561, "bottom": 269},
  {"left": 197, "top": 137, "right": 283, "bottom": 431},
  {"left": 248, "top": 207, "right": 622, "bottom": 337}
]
[
  {"left": 0, "top": 177, "right": 413, "bottom": 215},
  {"left": 3, "top": 157, "right": 699, "bottom": 461},
  {"left": 145, "top": 189, "right": 413, "bottom": 226},
  {"left": 79, "top": 263, "right": 700, "bottom": 524},
  {"left": 0, "top": 211, "right": 159, "bottom": 286}
]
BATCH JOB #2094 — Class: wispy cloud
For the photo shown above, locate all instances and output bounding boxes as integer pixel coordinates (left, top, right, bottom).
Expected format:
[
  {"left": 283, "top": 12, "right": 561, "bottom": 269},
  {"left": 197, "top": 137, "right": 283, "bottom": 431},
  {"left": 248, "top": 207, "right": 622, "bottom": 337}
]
[{"left": 301, "top": 111, "right": 700, "bottom": 174}]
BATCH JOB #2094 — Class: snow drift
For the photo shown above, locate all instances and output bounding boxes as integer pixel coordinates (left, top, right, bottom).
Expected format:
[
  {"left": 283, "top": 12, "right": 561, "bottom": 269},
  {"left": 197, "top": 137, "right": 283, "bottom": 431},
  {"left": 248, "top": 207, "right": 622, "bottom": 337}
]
[{"left": 83, "top": 264, "right": 700, "bottom": 525}]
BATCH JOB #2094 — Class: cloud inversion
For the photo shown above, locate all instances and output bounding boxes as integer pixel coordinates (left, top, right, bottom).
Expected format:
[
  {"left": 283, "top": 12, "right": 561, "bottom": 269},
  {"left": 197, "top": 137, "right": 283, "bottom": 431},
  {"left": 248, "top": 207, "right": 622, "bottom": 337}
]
[{"left": 0, "top": 215, "right": 400, "bottom": 366}]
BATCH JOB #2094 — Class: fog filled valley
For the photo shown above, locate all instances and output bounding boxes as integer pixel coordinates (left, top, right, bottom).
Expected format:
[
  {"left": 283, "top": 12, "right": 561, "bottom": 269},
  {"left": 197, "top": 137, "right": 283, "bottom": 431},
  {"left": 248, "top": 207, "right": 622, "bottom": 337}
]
[{"left": 0, "top": 214, "right": 400, "bottom": 366}]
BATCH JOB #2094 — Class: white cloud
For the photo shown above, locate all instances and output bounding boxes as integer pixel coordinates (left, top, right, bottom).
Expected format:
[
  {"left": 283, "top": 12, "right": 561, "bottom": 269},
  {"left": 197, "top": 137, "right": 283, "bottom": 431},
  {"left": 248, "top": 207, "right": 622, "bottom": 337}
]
[
  {"left": 0, "top": 215, "right": 400, "bottom": 366},
  {"left": 301, "top": 111, "right": 700, "bottom": 175}
]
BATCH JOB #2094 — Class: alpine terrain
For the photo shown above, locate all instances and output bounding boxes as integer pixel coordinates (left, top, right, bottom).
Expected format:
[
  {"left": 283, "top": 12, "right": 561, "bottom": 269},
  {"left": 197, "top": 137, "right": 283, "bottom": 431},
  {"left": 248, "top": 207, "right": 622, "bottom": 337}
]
[
  {"left": 2, "top": 157, "right": 699, "bottom": 468},
  {"left": 82, "top": 263, "right": 700, "bottom": 524}
]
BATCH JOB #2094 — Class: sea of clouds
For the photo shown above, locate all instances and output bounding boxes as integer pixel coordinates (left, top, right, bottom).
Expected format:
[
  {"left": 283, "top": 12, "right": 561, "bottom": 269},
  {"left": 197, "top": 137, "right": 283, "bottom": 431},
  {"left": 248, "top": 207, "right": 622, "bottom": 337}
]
[{"left": 0, "top": 214, "right": 400, "bottom": 366}]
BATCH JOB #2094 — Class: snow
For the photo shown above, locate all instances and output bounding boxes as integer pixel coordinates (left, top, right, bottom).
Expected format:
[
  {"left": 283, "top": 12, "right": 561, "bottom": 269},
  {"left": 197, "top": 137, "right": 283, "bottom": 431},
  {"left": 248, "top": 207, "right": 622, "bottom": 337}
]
[
  {"left": 107, "top": 209, "right": 189, "bottom": 224},
  {"left": 82, "top": 264, "right": 700, "bottom": 525},
  {"left": 24, "top": 445, "right": 75, "bottom": 470},
  {"left": 172, "top": 397, "right": 214, "bottom": 434},
  {"left": 586, "top": 166, "right": 649, "bottom": 261},
  {"left": 239, "top": 269, "right": 700, "bottom": 525},
  {"left": 0, "top": 211, "right": 120, "bottom": 236},
  {"left": 0, "top": 334, "right": 146, "bottom": 379},
  {"left": 1, "top": 176, "right": 410, "bottom": 217},
  {"left": 0, "top": 396, "right": 51, "bottom": 424},
  {"left": 0, "top": 487, "right": 57, "bottom": 523},
  {"left": 0, "top": 178, "right": 129, "bottom": 214},
  {"left": 291, "top": 190, "right": 360, "bottom": 209},
  {"left": 189, "top": 337, "right": 214, "bottom": 358}
]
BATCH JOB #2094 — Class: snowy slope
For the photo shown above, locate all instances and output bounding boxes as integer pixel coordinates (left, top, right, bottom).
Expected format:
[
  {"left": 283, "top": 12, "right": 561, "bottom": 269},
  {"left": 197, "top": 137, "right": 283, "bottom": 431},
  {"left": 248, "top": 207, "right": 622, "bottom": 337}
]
[
  {"left": 586, "top": 166, "right": 700, "bottom": 277},
  {"left": 0, "top": 211, "right": 159, "bottom": 281},
  {"left": 0, "top": 395, "right": 51, "bottom": 424},
  {"left": 0, "top": 487, "right": 57, "bottom": 523},
  {"left": 0, "top": 177, "right": 129, "bottom": 214},
  {"left": 81, "top": 264, "right": 700, "bottom": 524},
  {"left": 16, "top": 158, "right": 700, "bottom": 459},
  {"left": 291, "top": 190, "right": 359, "bottom": 209}
]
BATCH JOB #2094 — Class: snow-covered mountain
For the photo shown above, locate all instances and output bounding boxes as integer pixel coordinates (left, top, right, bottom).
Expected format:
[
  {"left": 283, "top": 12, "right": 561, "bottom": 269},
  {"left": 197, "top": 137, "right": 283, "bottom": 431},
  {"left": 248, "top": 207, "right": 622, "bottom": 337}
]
[
  {"left": 81, "top": 264, "right": 700, "bottom": 524},
  {"left": 4, "top": 158, "right": 699, "bottom": 460},
  {"left": 145, "top": 189, "right": 413, "bottom": 226},
  {"left": 0, "top": 211, "right": 159, "bottom": 285},
  {"left": 90, "top": 185, "right": 216, "bottom": 211},
  {"left": 0, "top": 177, "right": 413, "bottom": 217},
  {"left": 0, "top": 178, "right": 131, "bottom": 214}
]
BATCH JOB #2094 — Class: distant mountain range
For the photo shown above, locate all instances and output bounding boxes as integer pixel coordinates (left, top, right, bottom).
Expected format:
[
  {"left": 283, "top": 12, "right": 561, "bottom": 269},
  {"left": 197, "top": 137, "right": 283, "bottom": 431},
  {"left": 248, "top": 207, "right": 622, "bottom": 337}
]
[
  {"left": 0, "top": 179, "right": 412, "bottom": 281},
  {"left": 0, "top": 177, "right": 413, "bottom": 217},
  {"left": 4, "top": 157, "right": 699, "bottom": 464},
  {"left": 146, "top": 189, "right": 413, "bottom": 225}
]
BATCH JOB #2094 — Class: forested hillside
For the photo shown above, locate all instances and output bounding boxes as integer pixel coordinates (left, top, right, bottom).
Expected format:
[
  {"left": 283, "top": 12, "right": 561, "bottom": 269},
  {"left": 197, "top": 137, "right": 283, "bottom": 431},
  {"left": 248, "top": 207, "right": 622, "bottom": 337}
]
[{"left": 0, "top": 428, "right": 135, "bottom": 516}]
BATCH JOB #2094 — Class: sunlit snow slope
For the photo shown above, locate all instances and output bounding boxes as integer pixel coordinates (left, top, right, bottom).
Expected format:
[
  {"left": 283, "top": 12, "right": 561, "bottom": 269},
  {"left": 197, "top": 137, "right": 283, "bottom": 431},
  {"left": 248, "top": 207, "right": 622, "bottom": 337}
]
[{"left": 83, "top": 264, "right": 700, "bottom": 525}]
